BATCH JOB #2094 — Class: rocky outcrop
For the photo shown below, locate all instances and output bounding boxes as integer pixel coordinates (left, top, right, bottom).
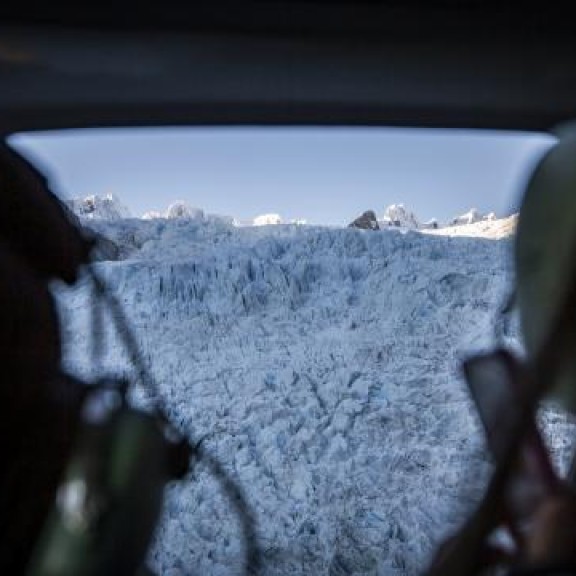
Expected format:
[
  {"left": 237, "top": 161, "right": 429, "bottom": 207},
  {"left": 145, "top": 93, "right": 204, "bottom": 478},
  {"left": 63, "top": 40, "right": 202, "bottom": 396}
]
[{"left": 348, "top": 210, "right": 380, "bottom": 230}]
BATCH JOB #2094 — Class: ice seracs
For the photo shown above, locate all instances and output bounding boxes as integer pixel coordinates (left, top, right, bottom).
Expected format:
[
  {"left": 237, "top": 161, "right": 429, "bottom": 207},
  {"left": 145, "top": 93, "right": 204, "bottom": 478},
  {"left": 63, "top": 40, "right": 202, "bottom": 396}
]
[{"left": 57, "top": 204, "right": 566, "bottom": 576}]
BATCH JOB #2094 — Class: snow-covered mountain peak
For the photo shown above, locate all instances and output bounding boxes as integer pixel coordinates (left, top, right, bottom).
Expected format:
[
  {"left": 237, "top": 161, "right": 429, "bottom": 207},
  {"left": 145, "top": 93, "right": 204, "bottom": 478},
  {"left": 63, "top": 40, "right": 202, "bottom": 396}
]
[
  {"left": 381, "top": 204, "right": 422, "bottom": 229},
  {"left": 65, "top": 192, "right": 516, "bottom": 244},
  {"left": 165, "top": 201, "right": 204, "bottom": 220},
  {"left": 67, "top": 193, "right": 131, "bottom": 220},
  {"left": 450, "top": 208, "right": 496, "bottom": 227},
  {"left": 143, "top": 201, "right": 204, "bottom": 221},
  {"left": 253, "top": 213, "right": 283, "bottom": 226}
]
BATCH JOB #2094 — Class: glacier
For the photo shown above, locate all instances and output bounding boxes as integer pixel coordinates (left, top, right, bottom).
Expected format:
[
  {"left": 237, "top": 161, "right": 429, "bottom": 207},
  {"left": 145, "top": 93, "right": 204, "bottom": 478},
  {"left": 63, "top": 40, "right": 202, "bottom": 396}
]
[{"left": 53, "top": 216, "right": 576, "bottom": 576}]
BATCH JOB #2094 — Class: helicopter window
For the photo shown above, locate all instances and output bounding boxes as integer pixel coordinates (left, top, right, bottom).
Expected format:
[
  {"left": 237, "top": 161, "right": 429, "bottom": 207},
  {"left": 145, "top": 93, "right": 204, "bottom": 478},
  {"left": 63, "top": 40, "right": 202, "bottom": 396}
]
[
  {"left": 9, "top": 126, "right": 567, "bottom": 575},
  {"left": 9, "top": 127, "right": 553, "bottom": 227}
]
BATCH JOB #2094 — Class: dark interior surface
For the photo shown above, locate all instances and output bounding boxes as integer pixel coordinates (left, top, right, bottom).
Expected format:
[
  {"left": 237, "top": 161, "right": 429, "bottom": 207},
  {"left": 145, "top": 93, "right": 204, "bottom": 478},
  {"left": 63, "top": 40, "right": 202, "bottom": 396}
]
[{"left": 1, "top": 2, "right": 576, "bottom": 133}]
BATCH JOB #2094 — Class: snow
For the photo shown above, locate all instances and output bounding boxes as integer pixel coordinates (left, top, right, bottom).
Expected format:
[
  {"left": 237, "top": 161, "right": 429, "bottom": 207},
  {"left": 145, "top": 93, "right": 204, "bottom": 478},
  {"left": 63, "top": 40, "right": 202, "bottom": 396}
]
[
  {"left": 53, "top": 212, "right": 574, "bottom": 575},
  {"left": 449, "top": 208, "right": 496, "bottom": 227},
  {"left": 420, "top": 218, "right": 439, "bottom": 230},
  {"left": 65, "top": 194, "right": 505, "bottom": 236},
  {"left": 378, "top": 205, "right": 436, "bottom": 231},
  {"left": 377, "top": 204, "right": 504, "bottom": 233},
  {"left": 141, "top": 202, "right": 204, "bottom": 221},
  {"left": 65, "top": 193, "right": 131, "bottom": 220},
  {"left": 380, "top": 204, "right": 421, "bottom": 230},
  {"left": 253, "top": 214, "right": 284, "bottom": 226},
  {"left": 142, "top": 210, "right": 164, "bottom": 220},
  {"left": 426, "top": 214, "right": 518, "bottom": 239}
]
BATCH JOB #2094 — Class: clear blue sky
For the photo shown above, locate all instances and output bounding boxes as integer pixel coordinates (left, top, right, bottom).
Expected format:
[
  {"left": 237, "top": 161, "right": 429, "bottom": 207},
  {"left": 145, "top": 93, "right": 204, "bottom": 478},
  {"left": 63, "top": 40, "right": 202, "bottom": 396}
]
[{"left": 9, "top": 127, "right": 555, "bottom": 226}]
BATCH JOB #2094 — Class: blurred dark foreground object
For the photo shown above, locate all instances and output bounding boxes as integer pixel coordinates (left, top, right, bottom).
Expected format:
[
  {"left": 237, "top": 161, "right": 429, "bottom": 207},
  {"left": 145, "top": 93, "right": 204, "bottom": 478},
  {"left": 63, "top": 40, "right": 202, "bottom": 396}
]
[
  {"left": 0, "top": 141, "right": 192, "bottom": 575},
  {"left": 25, "top": 383, "right": 191, "bottom": 576},
  {"left": 0, "top": 142, "right": 91, "bottom": 573},
  {"left": 426, "top": 136, "right": 576, "bottom": 575},
  {"left": 0, "top": 244, "right": 87, "bottom": 574},
  {"left": 427, "top": 350, "right": 576, "bottom": 576}
]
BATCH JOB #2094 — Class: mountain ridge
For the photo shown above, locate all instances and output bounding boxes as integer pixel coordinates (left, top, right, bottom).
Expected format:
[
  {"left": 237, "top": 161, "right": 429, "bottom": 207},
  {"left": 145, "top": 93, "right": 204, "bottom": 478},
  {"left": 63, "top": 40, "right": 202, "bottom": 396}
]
[{"left": 67, "top": 194, "right": 514, "bottom": 237}]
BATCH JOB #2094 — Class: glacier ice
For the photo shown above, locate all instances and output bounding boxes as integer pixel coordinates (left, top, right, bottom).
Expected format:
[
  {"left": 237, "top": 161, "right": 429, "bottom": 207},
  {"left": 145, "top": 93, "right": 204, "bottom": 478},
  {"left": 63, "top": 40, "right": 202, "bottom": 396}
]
[{"left": 53, "top": 216, "right": 575, "bottom": 576}]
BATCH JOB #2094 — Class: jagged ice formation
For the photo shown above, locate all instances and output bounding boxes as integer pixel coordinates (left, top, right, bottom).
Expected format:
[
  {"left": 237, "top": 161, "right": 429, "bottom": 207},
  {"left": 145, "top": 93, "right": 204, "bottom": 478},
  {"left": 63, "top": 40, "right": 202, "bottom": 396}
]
[{"left": 53, "top": 218, "right": 576, "bottom": 576}]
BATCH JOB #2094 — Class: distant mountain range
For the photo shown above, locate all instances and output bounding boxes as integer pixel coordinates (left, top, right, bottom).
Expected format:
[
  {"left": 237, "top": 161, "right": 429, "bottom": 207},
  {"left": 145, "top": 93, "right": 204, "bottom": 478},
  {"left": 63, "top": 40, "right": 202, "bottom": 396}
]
[
  {"left": 378, "top": 203, "right": 497, "bottom": 230},
  {"left": 65, "top": 194, "right": 511, "bottom": 234}
]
